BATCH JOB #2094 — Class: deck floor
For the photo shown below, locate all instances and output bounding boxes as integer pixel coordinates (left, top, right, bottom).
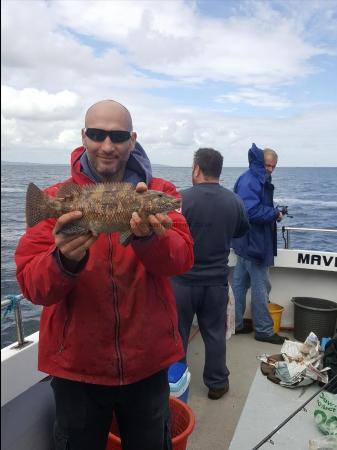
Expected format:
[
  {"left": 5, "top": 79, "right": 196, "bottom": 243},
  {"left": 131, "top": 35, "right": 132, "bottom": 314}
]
[{"left": 185, "top": 329, "right": 293, "bottom": 450}]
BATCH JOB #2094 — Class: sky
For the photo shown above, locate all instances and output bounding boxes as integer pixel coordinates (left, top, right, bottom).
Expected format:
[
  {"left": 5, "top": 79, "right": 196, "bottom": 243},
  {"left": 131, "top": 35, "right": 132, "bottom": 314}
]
[{"left": 1, "top": 0, "right": 337, "bottom": 167}]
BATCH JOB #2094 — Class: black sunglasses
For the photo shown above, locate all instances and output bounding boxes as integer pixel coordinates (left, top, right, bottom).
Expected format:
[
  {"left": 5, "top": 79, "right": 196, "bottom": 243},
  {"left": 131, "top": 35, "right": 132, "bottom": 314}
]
[{"left": 85, "top": 128, "right": 132, "bottom": 143}]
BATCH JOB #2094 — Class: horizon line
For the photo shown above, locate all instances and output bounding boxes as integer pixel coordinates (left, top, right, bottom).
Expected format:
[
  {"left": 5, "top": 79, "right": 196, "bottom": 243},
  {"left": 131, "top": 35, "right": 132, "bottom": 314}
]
[{"left": 1, "top": 160, "right": 337, "bottom": 169}]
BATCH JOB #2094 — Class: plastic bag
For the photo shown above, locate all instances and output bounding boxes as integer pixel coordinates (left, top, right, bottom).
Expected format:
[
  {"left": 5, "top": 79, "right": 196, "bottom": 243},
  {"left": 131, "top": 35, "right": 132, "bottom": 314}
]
[
  {"left": 301, "top": 332, "right": 320, "bottom": 358},
  {"left": 226, "top": 284, "right": 235, "bottom": 340},
  {"left": 314, "top": 391, "right": 337, "bottom": 435},
  {"left": 308, "top": 435, "right": 337, "bottom": 449}
]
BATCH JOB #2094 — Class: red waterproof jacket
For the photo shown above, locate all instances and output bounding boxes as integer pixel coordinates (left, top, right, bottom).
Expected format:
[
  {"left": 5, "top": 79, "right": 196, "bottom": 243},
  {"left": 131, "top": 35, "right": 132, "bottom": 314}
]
[{"left": 15, "top": 147, "right": 194, "bottom": 385}]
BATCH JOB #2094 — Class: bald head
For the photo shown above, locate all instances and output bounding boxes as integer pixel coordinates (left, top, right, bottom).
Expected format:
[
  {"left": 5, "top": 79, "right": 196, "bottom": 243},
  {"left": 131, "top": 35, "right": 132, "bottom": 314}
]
[
  {"left": 263, "top": 147, "right": 278, "bottom": 175},
  {"left": 85, "top": 100, "right": 133, "bottom": 131},
  {"left": 263, "top": 148, "right": 278, "bottom": 162}
]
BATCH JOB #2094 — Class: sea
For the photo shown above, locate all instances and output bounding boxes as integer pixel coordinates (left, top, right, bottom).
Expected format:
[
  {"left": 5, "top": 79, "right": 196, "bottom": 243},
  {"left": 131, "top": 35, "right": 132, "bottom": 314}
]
[{"left": 1, "top": 163, "right": 337, "bottom": 348}]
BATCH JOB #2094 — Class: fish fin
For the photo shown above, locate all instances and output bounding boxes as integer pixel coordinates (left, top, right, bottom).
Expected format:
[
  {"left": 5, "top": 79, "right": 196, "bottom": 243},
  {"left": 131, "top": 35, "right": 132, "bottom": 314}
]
[
  {"left": 55, "top": 220, "right": 88, "bottom": 235},
  {"left": 119, "top": 231, "right": 134, "bottom": 246},
  {"left": 26, "top": 183, "right": 49, "bottom": 227},
  {"left": 56, "top": 183, "right": 82, "bottom": 198}
]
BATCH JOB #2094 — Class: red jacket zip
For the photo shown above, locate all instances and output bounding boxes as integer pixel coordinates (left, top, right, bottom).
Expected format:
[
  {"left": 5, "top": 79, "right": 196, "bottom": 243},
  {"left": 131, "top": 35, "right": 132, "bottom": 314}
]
[{"left": 109, "top": 234, "right": 124, "bottom": 384}]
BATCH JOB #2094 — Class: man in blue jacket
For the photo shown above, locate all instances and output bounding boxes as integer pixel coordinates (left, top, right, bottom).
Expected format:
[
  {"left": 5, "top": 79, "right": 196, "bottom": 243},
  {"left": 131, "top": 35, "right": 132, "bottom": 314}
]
[{"left": 232, "top": 143, "right": 286, "bottom": 345}]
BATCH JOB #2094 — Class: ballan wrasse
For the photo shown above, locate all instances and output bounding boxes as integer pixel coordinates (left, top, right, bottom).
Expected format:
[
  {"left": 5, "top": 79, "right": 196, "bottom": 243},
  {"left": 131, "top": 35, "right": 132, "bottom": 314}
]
[{"left": 25, "top": 182, "right": 181, "bottom": 245}]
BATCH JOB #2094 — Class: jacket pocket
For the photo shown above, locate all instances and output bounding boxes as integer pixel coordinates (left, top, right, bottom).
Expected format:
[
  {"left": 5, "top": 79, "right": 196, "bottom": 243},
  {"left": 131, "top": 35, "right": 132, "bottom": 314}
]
[
  {"left": 159, "top": 295, "right": 178, "bottom": 343},
  {"left": 59, "top": 316, "right": 69, "bottom": 353}
]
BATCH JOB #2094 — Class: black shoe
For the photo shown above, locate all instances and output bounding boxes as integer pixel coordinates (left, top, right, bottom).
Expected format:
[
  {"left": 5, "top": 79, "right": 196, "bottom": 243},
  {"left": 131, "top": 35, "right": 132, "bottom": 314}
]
[
  {"left": 208, "top": 383, "right": 229, "bottom": 400},
  {"left": 255, "top": 334, "right": 286, "bottom": 345},
  {"left": 235, "top": 324, "right": 253, "bottom": 334}
]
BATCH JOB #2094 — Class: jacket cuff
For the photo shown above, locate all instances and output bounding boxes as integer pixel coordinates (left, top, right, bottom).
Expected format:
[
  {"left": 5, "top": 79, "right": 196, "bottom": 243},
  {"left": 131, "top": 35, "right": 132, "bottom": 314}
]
[
  {"left": 53, "top": 249, "right": 89, "bottom": 277},
  {"left": 132, "top": 233, "right": 155, "bottom": 242}
]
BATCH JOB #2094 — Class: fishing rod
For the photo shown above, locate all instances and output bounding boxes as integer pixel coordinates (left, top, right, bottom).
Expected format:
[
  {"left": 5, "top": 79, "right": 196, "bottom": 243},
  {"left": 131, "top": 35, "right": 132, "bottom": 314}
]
[{"left": 251, "top": 374, "right": 337, "bottom": 450}]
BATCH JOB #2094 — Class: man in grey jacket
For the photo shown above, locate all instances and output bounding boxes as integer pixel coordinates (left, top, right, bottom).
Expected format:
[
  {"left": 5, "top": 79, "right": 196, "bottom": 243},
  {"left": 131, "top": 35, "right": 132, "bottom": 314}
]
[{"left": 172, "top": 148, "right": 249, "bottom": 400}]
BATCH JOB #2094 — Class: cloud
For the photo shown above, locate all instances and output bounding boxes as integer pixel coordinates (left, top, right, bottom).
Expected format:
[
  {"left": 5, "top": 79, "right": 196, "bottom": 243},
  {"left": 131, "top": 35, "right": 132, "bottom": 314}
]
[
  {"left": 1, "top": 85, "right": 83, "bottom": 162},
  {"left": 216, "top": 89, "right": 292, "bottom": 109},
  {"left": 136, "top": 105, "right": 337, "bottom": 167},
  {"left": 2, "top": 86, "right": 80, "bottom": 120},
  {"left": 2, "top": 0, "right": 333, "bottom": 89},
  {"left": 131, "top": 18, "right": 320, "bottom": 85},
  {"left": 1, "top": 0, "right": 336, "bottom": 167},
  {"left": 4, "top": 95, "right": 336, "bottom": 167},
  {"left": 1, "top": 1, "right": 133, "bottom": 94}
]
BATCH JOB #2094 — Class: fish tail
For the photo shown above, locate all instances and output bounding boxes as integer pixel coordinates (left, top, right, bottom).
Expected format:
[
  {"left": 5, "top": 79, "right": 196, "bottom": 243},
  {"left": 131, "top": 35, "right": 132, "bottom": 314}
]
[{"left": 26, "top": 183, "right": 51, "bottom": 227}]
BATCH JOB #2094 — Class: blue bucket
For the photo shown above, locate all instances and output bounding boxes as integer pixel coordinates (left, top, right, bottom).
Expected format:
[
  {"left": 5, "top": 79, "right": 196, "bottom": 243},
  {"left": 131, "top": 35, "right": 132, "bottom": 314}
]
[{"left": 168, "top": 362, "right": 191, "bottom": 403}]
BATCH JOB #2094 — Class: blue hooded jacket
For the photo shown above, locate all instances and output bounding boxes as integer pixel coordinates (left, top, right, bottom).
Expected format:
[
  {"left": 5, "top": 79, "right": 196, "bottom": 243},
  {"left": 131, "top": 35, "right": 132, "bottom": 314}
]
[{"left": 231, "top": 143, "right": 279, "bottom": 266}]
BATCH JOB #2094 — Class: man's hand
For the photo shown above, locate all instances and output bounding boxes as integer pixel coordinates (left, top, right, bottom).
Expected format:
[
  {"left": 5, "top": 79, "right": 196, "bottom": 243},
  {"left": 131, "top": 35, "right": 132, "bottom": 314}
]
[
  {"left": 135, "top": 182, "right": 148, "bottom": 194},
  {"left": 276, "top": 211, "right": 284, "bottom": 222},
  {"left": 130, "top": 182, "right": 173, "bottom": 238},
  {"left": 53, "top": 211, "right": 98, "bottom": 263}
]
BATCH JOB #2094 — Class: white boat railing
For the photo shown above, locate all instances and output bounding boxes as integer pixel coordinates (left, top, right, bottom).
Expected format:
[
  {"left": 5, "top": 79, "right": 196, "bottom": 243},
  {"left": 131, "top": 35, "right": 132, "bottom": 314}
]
[
  {"left": 2, "top": 226, "right": 336, "bottom": 349},
  {"left": 281, "top": 226, "right": 337, "bottom": 249}
]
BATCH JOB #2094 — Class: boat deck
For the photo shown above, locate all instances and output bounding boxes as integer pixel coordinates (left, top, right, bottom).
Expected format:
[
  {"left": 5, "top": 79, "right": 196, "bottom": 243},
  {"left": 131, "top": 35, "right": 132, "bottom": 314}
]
[
  {"left": 186, "top": 328, "right": 298, "bottom": 450},
  {"left": 0, "top": 324, "right": 329, "bottom": 450},
  {"left": 228, "top": 367, "right": 322, "bottom": 450}
]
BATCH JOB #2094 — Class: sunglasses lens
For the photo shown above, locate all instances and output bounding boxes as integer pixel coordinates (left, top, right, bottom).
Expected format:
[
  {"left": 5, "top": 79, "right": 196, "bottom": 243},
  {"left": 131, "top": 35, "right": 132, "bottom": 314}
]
[
  {"left": 85, "top": 128, "right": 108, "bottom": 142},
  {"left": 85, "top": 129, "right": 131, "bottom": 143},
  {"left": 109, "top": 131, "right": 131, "bottom": 143}
]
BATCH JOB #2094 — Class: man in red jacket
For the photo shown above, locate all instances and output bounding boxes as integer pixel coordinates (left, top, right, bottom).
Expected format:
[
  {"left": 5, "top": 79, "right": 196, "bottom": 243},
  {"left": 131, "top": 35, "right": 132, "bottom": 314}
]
[{"left": 15, "top": 99, "right": 194, "bottom": 450}]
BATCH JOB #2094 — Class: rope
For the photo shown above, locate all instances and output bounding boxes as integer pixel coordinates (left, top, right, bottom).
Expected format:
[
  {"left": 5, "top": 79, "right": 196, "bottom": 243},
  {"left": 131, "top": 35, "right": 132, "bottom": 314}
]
[{"left": 2, "top": 294, "right": 23, "bottom": 318}]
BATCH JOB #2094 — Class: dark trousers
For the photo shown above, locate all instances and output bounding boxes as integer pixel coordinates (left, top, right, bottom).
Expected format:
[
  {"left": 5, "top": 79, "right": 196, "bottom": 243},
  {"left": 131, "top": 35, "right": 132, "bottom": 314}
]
[
  {"left": 172, "top": 280, "right": 229, "bottom": 389},
  {"left": 51, "top": 369, "right": 172, "bottom": 450}
]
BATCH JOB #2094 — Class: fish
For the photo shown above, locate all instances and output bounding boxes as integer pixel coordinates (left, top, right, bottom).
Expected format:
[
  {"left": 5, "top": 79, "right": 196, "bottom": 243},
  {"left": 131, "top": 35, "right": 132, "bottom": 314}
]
[{"left": 25, "top": 182, "right": 181, "bottom": 246}]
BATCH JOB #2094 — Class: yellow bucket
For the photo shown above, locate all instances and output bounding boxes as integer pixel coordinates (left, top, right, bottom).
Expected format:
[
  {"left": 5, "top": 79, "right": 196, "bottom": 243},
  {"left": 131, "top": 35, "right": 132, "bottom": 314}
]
[{"left": 268, "top": 303, "right": 284, "bottom": 333}]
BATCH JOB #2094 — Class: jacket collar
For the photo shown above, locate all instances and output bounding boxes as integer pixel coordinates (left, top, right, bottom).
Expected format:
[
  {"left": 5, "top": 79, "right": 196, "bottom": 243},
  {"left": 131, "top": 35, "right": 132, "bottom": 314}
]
[{"left": 70, "top": 142, "right": 153, "bottom": 185}]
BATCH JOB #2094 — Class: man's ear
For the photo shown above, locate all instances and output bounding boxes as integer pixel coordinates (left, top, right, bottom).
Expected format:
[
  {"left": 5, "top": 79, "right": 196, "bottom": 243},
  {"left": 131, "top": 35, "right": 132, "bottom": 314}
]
[
  {"left": 130, "top": 131, "right": 137, "bottom": 151},
  {"left": 193, "top": 164, "right": 200, "bottom": 177},
  {"left": 81, "top": 128, "right": 86, "bottom": 146}
]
